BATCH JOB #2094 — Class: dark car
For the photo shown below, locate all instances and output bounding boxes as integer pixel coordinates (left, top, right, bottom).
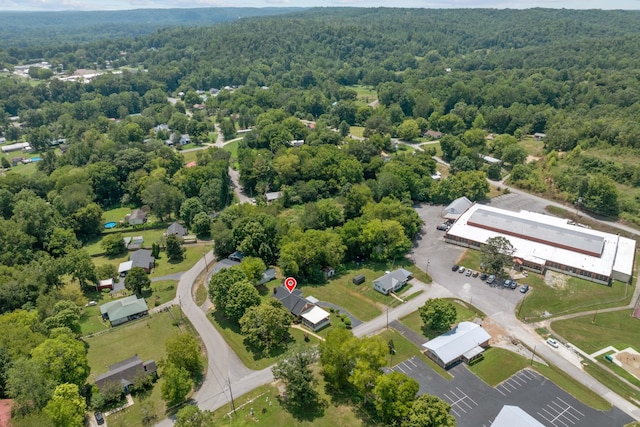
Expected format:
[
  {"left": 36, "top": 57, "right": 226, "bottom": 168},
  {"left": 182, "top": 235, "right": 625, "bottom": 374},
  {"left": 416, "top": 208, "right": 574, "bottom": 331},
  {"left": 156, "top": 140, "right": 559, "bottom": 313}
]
[
  {"left": 451, "top": 264, "right": 459, "bottom": 272},
  {"left": 480, "top": 273, "right": 488, "bottom": 281},
  {"left": 520, "top": 284, "right": 530, "bottom": 293},
  {"left": 95, "top": 411, "right": 104, "bottom": 425},
  {"left": 472, "top": 270, "right": 479, "bottom": 278},
  {"left": 510, "top": 280, "right": 518, "bottom": 289},
  {"left": 436, "top": 223, "right": 449, "bottom": 231}
]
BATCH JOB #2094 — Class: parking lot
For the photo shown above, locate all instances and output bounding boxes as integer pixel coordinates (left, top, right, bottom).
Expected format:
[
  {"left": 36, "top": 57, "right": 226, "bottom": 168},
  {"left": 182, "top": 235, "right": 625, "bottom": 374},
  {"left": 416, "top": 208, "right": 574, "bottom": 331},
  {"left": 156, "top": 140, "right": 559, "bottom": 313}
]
[{"left": 387, "top": 357, "right": 632, "bottom": 427}]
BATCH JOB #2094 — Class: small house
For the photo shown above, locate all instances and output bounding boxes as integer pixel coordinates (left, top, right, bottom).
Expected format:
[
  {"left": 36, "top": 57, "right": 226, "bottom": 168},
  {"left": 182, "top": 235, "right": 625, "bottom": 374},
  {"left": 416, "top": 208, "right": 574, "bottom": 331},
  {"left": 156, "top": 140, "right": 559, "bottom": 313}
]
[
  {"left": 228, "top": 251, "right": 244, "bottom": 262},
  {"left": 533, "top": 133, "right": 547, "bottom": 141},
  {"left": 478, "top": 153, "right": 502, "bottom": 165},
  {"left": 95, "top": 355, "right": 157, "bottom": 393},
  {"left": 211, "top": 258, "right": 240, "bottom": 274},
  {"left": 179, "top": 134, "right": 191, "bottom": 145},
  {"left": 167, "top": 222, "right": 187, "bottom": 237},
  {"left": 373, "top": 269, "right": 413, "bottom": 295},
  {"left": 130, "top": 249, "right": 155, "bottom": 273},
  {"left": 96, "top": 278, "right": 114, "bottom": 291},
  {"left": 352, "top": 274, "right": 365, "bottom": 285},
  {"left": 272, "top": 286, "right": 330, "bottom": 331},
  {"left": 422, "top": 322, "right": 491, "bottom": 369},
  {"left": 265, "top": 191, "right": 283, "bottom": 204},
  {"left": 127, "top": 235, "right": 144, "bottom": 250},
  {"left": 100, "top": 296, "right": 149, "bottom": 326},
  {"left": 125, "top": 209, "right": 147, "bottom": 226}
]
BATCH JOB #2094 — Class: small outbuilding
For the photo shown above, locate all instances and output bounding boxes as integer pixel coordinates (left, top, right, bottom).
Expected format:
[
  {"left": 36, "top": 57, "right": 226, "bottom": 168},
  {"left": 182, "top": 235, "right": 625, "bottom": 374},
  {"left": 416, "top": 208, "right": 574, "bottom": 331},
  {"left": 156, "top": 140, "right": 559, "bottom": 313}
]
[
  {"left": 100, "top": 296, "right": 149, "bottom": 326},
  {"left": 265, "top": 191, "right": 283, "bottom": 203},
  {"left": 442, "top": 196, "right": 473, "bottom": 220},
  {"left": 167, "top": 222, "right": 187, "bottom": 237},
  {"left": 352, "top": 274, "right": 365, "bottom": 285},
  {"left": 96, "top": 278, "right": 114, "bottom": 291},
  {"left": 125, "top": 209, "right": 147, "bottom": 226},
  {"left": 322, "top": 266, "right": 336, "bottom": 279}
]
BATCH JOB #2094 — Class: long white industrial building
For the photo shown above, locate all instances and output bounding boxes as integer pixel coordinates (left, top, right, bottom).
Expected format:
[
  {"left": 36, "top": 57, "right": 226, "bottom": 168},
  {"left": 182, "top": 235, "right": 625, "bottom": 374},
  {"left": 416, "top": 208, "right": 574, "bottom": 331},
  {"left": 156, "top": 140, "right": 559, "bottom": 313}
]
[{"left": 444, "top": 203, "right": 635, "bottom": 285}]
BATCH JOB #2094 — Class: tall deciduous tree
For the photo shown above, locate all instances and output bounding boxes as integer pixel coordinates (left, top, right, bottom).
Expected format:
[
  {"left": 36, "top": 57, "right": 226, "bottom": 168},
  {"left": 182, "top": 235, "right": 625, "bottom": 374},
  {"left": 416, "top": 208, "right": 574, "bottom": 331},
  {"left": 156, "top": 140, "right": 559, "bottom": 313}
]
[
  {"left": 166, "top": 233, "right": 185, "bottom": 262},
  {"left": 166, "top": 334, "right": 203, "bottom": 381},
  {"left": 142, "top": 180, "right": 185, "bottom": 222},
  {"left": 419, "top": 298, "right": 457, "bottom": 332},
  {"left": 44, "top": 383, "right": 86, "bottom": 427},
  {"left": 101, "top": 233, "right": 126, "bottom": 256},
  {"left": 30, "top": 330, "right": 89, "bottom": 388},
  {"left": 479, "top": 236, "right": 515, "bottom": 275},
  {"left": 272, "top": 344, "right": 319, "bottom": 409},
  {"left": 124, "top": 267, "right": 151, "bottom": 296},
  {"left": 161, "top": 363, "right": 193, "bottom": 407},
  {"left": 402, "top": 394, "right": 456, "bottom": 427},
  {"left": 7, "top": 358, "right": 54, "bottom": 413},
  {"left": 373, "top": 372, "right": 419, "bottom": 425},
  {"left": 348, "top": 336, "right": 387, "bottom": 404},
  {"left": 319, "top": 328, "right": 358, "bottom": 389},
  {"left": 209, "top": 267, "right": 247, "bottom": 313},
  {"left": 240, "top": 301, "right": 292, "bottom": 354},
  {"left": 224, "top": 280, "right": 261, "bottom": 322},
  {"left": 238, "top": 256, "right": 267, "bottom": 285}
]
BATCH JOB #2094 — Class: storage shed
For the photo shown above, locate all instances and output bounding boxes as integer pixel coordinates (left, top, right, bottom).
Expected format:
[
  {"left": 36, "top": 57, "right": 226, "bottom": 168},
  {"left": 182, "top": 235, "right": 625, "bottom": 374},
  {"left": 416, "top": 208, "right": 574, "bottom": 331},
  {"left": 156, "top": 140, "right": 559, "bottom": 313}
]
[{"left": 352, "top": 274, "right": 365, "bottom": 285}]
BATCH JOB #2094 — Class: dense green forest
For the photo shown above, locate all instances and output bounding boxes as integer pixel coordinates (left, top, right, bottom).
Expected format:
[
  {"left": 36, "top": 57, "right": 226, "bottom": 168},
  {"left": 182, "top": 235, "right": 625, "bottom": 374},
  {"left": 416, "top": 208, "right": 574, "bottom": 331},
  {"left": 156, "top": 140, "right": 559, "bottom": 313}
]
[{"left": 1, "top": 7, "right": 640, "bottom": 425}]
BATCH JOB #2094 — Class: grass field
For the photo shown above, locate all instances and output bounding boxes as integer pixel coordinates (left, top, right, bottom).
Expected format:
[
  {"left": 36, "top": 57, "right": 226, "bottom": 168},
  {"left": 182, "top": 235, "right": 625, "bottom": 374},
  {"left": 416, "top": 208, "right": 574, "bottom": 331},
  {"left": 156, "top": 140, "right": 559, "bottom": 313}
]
[
  {"left": 518, "top": 275, "right": 632, "bottom": 321},
  {"left": 468, "top": 347, "right": 530, "bottom": 386},
  {"left": 348, "top": 85, "right": 378, "bottom": 103},
  {"left": 551, "top": 309, "right": 640, "bottom": 354},
  {"left": 223, "top": 139, "right": 240, "bottom": 158},
  {"left": 584, "top": 359, "right": 640, "bottom": 407},
  {"left": 209, "top": 310, "right": 320, "bottom": 370},
  {"left": 400, "top": 298, "right": 485, "bottom": 339},
  {"left": 349, "top": 126, "right": 365, "bottom": 138},
  {"left": 85, "top": 228, "right": 167, "bottom": 256},
  {"left": 300, "top": 260, "right": 429, "bottom": 322},
  {"left": 519, "top": 136, "right": 545, "bottom": 158}
]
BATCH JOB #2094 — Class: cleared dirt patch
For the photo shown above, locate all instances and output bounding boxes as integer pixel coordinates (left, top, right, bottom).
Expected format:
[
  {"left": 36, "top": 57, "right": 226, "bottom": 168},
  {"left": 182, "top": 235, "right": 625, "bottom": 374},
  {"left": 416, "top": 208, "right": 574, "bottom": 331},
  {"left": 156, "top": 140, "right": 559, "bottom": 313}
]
[{"left": 615, "top": 347, "right": 640, "bottom": 381}]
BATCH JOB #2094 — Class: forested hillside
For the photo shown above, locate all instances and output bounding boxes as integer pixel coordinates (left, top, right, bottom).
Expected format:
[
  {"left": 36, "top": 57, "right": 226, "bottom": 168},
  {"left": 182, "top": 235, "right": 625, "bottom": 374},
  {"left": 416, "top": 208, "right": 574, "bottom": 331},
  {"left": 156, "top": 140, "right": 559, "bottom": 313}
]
[{"left": 1, "top": 9, "right": 640, "bottom": 424}]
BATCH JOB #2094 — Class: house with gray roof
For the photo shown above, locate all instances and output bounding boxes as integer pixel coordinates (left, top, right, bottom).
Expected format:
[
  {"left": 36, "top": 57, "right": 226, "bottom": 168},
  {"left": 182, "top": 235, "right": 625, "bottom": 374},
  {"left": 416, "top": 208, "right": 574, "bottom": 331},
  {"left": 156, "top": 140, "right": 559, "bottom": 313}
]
[
  {"left": 130, "top": 249, "right": 155, "bottom": 273},
  {"left": 272, "top": 286, "right": 330, "bottom": 331},
  {"left": 265, "top": 191, "right": 282, "bottom": 203},
  {"left": 422, "top": 321, "right": 491, "bottom": 369},
  {"left": 100, "top": 296, "right": 149, "bottom": 326},
  {"left": 125, "top": 209, "right": 147, "bottom": 225},
  {"left": 167, "top": 222, "right": 187, "bottom": 237},
  {"left": 211, "top": 258, "right": 240, "bottom": 274},
  {"left": 373, "top": 269, "right": 412, "bottom": 295},
  {"left": 95, "top": 355, "right": 157, "bottom": 393},
  {"left": 442, "top": 196, "right": 473, "bottom": 220}
]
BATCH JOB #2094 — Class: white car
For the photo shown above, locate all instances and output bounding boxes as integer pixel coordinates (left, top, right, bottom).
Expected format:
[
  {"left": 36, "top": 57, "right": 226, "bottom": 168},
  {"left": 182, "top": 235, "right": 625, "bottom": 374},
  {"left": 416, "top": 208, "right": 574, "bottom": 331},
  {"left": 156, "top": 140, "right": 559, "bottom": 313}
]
[
  {"left": 546, "top": 338, "right": 559, "bottom": 348},
  {"left": 458, "top": 266, "right": 466, "bottom": 273}
]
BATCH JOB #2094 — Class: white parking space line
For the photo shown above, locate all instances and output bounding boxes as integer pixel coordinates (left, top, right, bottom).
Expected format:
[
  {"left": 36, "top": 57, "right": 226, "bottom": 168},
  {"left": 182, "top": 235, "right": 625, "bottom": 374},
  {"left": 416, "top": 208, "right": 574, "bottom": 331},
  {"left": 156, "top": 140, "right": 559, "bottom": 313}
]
[
  {"left": 557, "top": 397, "right": 585, "bottom": 417},
  {"left": 536, "top": 397, "right": 585, "bottom": 427},
  {"left": 496, "top": 386, "right": 507, "bottom": 396},
  {"left": 396, "top": 365, "right": 406, "bottom": 374},
  {"left": 406, "top": 357, "right": 418, "bottom": 367}
]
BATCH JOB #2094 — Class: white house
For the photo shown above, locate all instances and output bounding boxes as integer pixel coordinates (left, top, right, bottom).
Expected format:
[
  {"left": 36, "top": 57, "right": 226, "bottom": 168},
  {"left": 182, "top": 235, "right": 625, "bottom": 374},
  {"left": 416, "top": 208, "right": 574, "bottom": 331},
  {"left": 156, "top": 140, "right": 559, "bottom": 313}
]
[
  {"left": 422, "top": 322, "right": 491, "bottom": 369},
  {"left": 373, "top": 269, "right": 412, "bottom": 295}
]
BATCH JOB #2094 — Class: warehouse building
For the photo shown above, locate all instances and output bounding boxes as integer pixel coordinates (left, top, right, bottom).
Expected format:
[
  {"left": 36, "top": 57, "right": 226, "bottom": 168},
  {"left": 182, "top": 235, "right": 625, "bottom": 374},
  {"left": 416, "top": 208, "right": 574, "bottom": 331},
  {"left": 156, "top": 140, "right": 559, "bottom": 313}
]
[{"left": 445, "top": 204, "right": 635, "bottom": 285}]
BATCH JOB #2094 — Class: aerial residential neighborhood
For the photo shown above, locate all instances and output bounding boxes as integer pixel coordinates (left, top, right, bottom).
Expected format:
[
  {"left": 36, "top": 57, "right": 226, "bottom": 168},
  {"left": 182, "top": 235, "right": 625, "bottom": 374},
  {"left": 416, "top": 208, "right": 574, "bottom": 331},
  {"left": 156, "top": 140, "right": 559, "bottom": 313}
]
[{"left": 0, "top": 6, "right": 640, "bottom": 427}]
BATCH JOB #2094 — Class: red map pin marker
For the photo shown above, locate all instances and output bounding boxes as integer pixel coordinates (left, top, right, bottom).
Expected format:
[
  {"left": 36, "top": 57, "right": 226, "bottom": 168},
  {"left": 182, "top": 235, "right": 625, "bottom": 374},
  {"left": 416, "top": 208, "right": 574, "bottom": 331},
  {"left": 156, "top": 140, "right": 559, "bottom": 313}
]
[{"left": 284, "top": 277, "right": 297, "bottom": 293}]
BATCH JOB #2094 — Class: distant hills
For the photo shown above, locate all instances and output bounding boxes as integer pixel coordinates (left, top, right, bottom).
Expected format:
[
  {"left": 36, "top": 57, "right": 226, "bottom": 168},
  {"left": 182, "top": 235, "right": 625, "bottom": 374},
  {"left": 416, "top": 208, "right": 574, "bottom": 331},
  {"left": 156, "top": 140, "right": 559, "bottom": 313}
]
[{"left": 0, "top": 7, "right": 304, "bottom": 47}]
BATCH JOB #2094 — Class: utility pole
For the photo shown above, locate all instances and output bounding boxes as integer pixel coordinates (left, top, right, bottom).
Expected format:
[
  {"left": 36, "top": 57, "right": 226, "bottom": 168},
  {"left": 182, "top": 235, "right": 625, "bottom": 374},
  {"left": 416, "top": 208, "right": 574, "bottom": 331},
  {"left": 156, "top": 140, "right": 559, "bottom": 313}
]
[
  {"left": 227, "top": 376, "right": 236, "bottom": 414},
  {"left": 530, "top": 345, "right": 536, "bottom": 366}
]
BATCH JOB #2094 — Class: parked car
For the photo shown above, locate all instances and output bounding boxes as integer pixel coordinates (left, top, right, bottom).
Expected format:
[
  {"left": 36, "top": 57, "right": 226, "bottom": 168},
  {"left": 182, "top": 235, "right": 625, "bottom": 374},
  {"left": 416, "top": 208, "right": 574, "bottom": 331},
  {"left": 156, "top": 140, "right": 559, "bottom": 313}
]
[
  {"left": 480, "top": 273, "right": 488, "bottom": 281},
  {"left": 465, "top": 269, "right": 472, "bottom": 276},
  {"left": 504, "top": 279, "right": 512, "bottom": 287},
  {"left": 95, "top": 411, "right": 104, "bottom": 425},
  {"left": 486, "top": 274, "right": 495, "bottom": 284},
  {"left": 472, "top": 271, "right": 479, "bottom": 278},
  {"left": 451, "top": 264, "right": 459, "bottom": 272},
  {"left": 510, "top": 280, "right": 518, "bottom": 289},
  {"left": 546, "top": 338, "right": 559, "bottom": 348},
  {"left": 436, "top": 223, "right": 449, "bottom": 231},
  {"left": 520, "top": 284, "right": 530, "bottom": 293},
  {"left": 458, "top": 266, "right": 466, "bottom": 273}
]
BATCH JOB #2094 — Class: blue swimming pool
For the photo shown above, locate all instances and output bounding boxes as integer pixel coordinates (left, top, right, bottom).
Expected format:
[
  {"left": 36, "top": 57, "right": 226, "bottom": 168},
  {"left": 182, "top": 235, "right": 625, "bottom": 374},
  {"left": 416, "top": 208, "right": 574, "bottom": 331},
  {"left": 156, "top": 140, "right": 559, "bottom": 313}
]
[
  {"left": 31, "top": 157, "right": 42, "bottom": 162},
  {"left": 104, "top": 222, "right": 117, "bottom": 229}
]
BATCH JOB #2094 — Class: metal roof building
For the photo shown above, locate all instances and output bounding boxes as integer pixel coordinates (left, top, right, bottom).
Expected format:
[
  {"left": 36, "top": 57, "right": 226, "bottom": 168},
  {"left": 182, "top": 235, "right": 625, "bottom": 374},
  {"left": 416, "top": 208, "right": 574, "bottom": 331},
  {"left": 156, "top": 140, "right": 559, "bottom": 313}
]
[
  {"left": 442, "top": 196, "right": 473, "bottom": 220},
  {"left": 422, "top": 322, "right": 491, "bottom": 369},
  {"left": 445, "top": 204, "right": 635, "bottom": 285},
  {"left": 491, "top": 405, "right": 545, "bottom": 427}
]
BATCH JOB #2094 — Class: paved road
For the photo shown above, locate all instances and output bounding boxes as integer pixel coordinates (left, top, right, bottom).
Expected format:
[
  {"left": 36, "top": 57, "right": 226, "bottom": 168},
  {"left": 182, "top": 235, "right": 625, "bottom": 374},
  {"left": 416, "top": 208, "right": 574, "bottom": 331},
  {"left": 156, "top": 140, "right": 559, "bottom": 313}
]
[{"left": 154, "top": 251, "right": 273, "bottom": 427}]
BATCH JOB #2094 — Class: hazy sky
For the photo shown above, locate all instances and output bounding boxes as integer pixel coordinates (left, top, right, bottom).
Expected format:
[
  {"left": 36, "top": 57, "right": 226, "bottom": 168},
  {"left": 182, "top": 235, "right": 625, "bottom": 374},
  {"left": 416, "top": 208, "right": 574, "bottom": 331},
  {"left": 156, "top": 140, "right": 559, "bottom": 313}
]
[{"left": 0, "top": 0, "right": 638, "bottom": 11}]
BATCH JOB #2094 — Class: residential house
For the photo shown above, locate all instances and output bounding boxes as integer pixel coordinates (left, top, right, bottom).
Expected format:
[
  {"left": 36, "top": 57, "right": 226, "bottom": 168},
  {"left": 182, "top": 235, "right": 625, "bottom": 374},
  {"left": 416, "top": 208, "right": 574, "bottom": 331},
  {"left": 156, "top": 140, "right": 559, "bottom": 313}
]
[
  {"left": 125, "top": 209, "right": 147, "bottom": 226},
  {"left": 167, "top": 222, "right": 187, "bottom": 237},
  {"left": 100, "top": 296, "right": 149, "bottom": 326},
  {"left": 372, "top": 269, "right": 412, "bottom": 295},
  {"left": 533, "top": 133, "right": 547, "bottom": 141},
  {"left": 424, "top": 130, "right": 443, "bottom": 139},
  {"left": 95, "top": 355, "right": 157, "bottom": 393},
  {"left": 442, "top": 196, "right": 473, "bottom": 220},
  {"left": 258, "top": 268, "right": 277, "bottom": 286},
  {"left": 1, "top": 142, "right": 30, "bottom": 153},
  {"left": 96, "top": 278, "right": 114, "bottom": 291},
  {"left": 421, "top": 321, "right": 491, "bottom": 369},
  {"left": 154, "top": 124, "right": 170, "bottom": 133},
  {"left": 228, "top": 251, "right": 244, "bottom": 262},
  {"left": 265, "top": 191, "right": 283, "bottom": 204},
  {"left": 130, "top": 249, "right": 155, "bottom": 273},
  {"left": 289, "top": 139, "right": 305, "bottom": 147},
  {"left": 179, "top": 134, "right": 191, "bottom": 145},
  {"left": 211, "top": 258, "right": 240, "bottom": 274},
  {"left": 272, "top": 286, "right": 330, "bottom": 331},
  {"left": 478, "top": 153, "right": 502, "bottom": 165}
]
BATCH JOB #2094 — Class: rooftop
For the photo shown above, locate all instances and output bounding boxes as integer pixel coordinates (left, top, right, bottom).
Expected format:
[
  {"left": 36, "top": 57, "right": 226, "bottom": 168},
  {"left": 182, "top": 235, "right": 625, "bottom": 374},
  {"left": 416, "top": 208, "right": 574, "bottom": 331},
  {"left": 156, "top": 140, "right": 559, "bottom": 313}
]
[
  {"left": 422, "top": 322, "right": 491, "bottom": 365},
  {"left": 491, "top": 405, "right": 545, "bottom": 427}
]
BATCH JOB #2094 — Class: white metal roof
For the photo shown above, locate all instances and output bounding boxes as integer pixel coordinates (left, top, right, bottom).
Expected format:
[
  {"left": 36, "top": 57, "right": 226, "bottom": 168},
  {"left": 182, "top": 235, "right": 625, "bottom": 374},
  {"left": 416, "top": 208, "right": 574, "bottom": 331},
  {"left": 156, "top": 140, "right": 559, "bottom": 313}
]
[
  {"left": 118, "top": 261, "right": 133, "bottom": 273},
  {"left": 446, "top": 204, "right": 635, "bottom": 278},
  {"left": 422, "top": 322, "right": 491, "bottom": 365},
  {"left": 491, "top": 405, "right": 545, "bottom": 427},
  {"left": 301, "top": 306, "right": 330, "bottom": 325}
]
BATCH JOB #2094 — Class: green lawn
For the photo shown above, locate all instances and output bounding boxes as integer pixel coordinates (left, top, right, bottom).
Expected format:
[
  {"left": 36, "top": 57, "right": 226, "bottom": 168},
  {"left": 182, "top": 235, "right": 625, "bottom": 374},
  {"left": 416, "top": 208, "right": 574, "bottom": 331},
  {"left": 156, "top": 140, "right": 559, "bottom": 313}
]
[
  {"left": 206, "top": 381, "right": 367, "bottom": 427},
  {"left": 151, "top": 244, "right": 212, "bottom": 277},
  {"left": 350, "top": 126, "right": 365, "bottom": 138},
  {"left": 144, "top": 280, "right": 178, "bottom": 307},
  {"left": 468, "top": 347, "right": 530, "bottom": 386},
  {"left": 519, "top": 136, "right": 545, "bottom": 158},
  {"left": 400, "top": 298, "right": 485, "bottom": 340},
  {"left": 84, "top": 228, "right": 167, "bottom": 256},
  {"left": 223, "top": 139, "right": 240, "bottom": 158},
  {"left": 518, "top": 275, "right": 633, "bottom": 321},
  {"left": 102, "top": 206, "right": 132, "bottom": 224},
  {"left": 551, "top": 309, "right": 640, "bottom": 354},
  {"left": 348, "top": 85, "right": 378, "bottom": 103},
  {"left": 85, "top": 308, "right": 183, "bottom": 378},
  {"left": 208, "top": 309, "right": 320, "bottom": 370},
  {"left": 106, "top": 380, "right": 166, "bottom": 427}
]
